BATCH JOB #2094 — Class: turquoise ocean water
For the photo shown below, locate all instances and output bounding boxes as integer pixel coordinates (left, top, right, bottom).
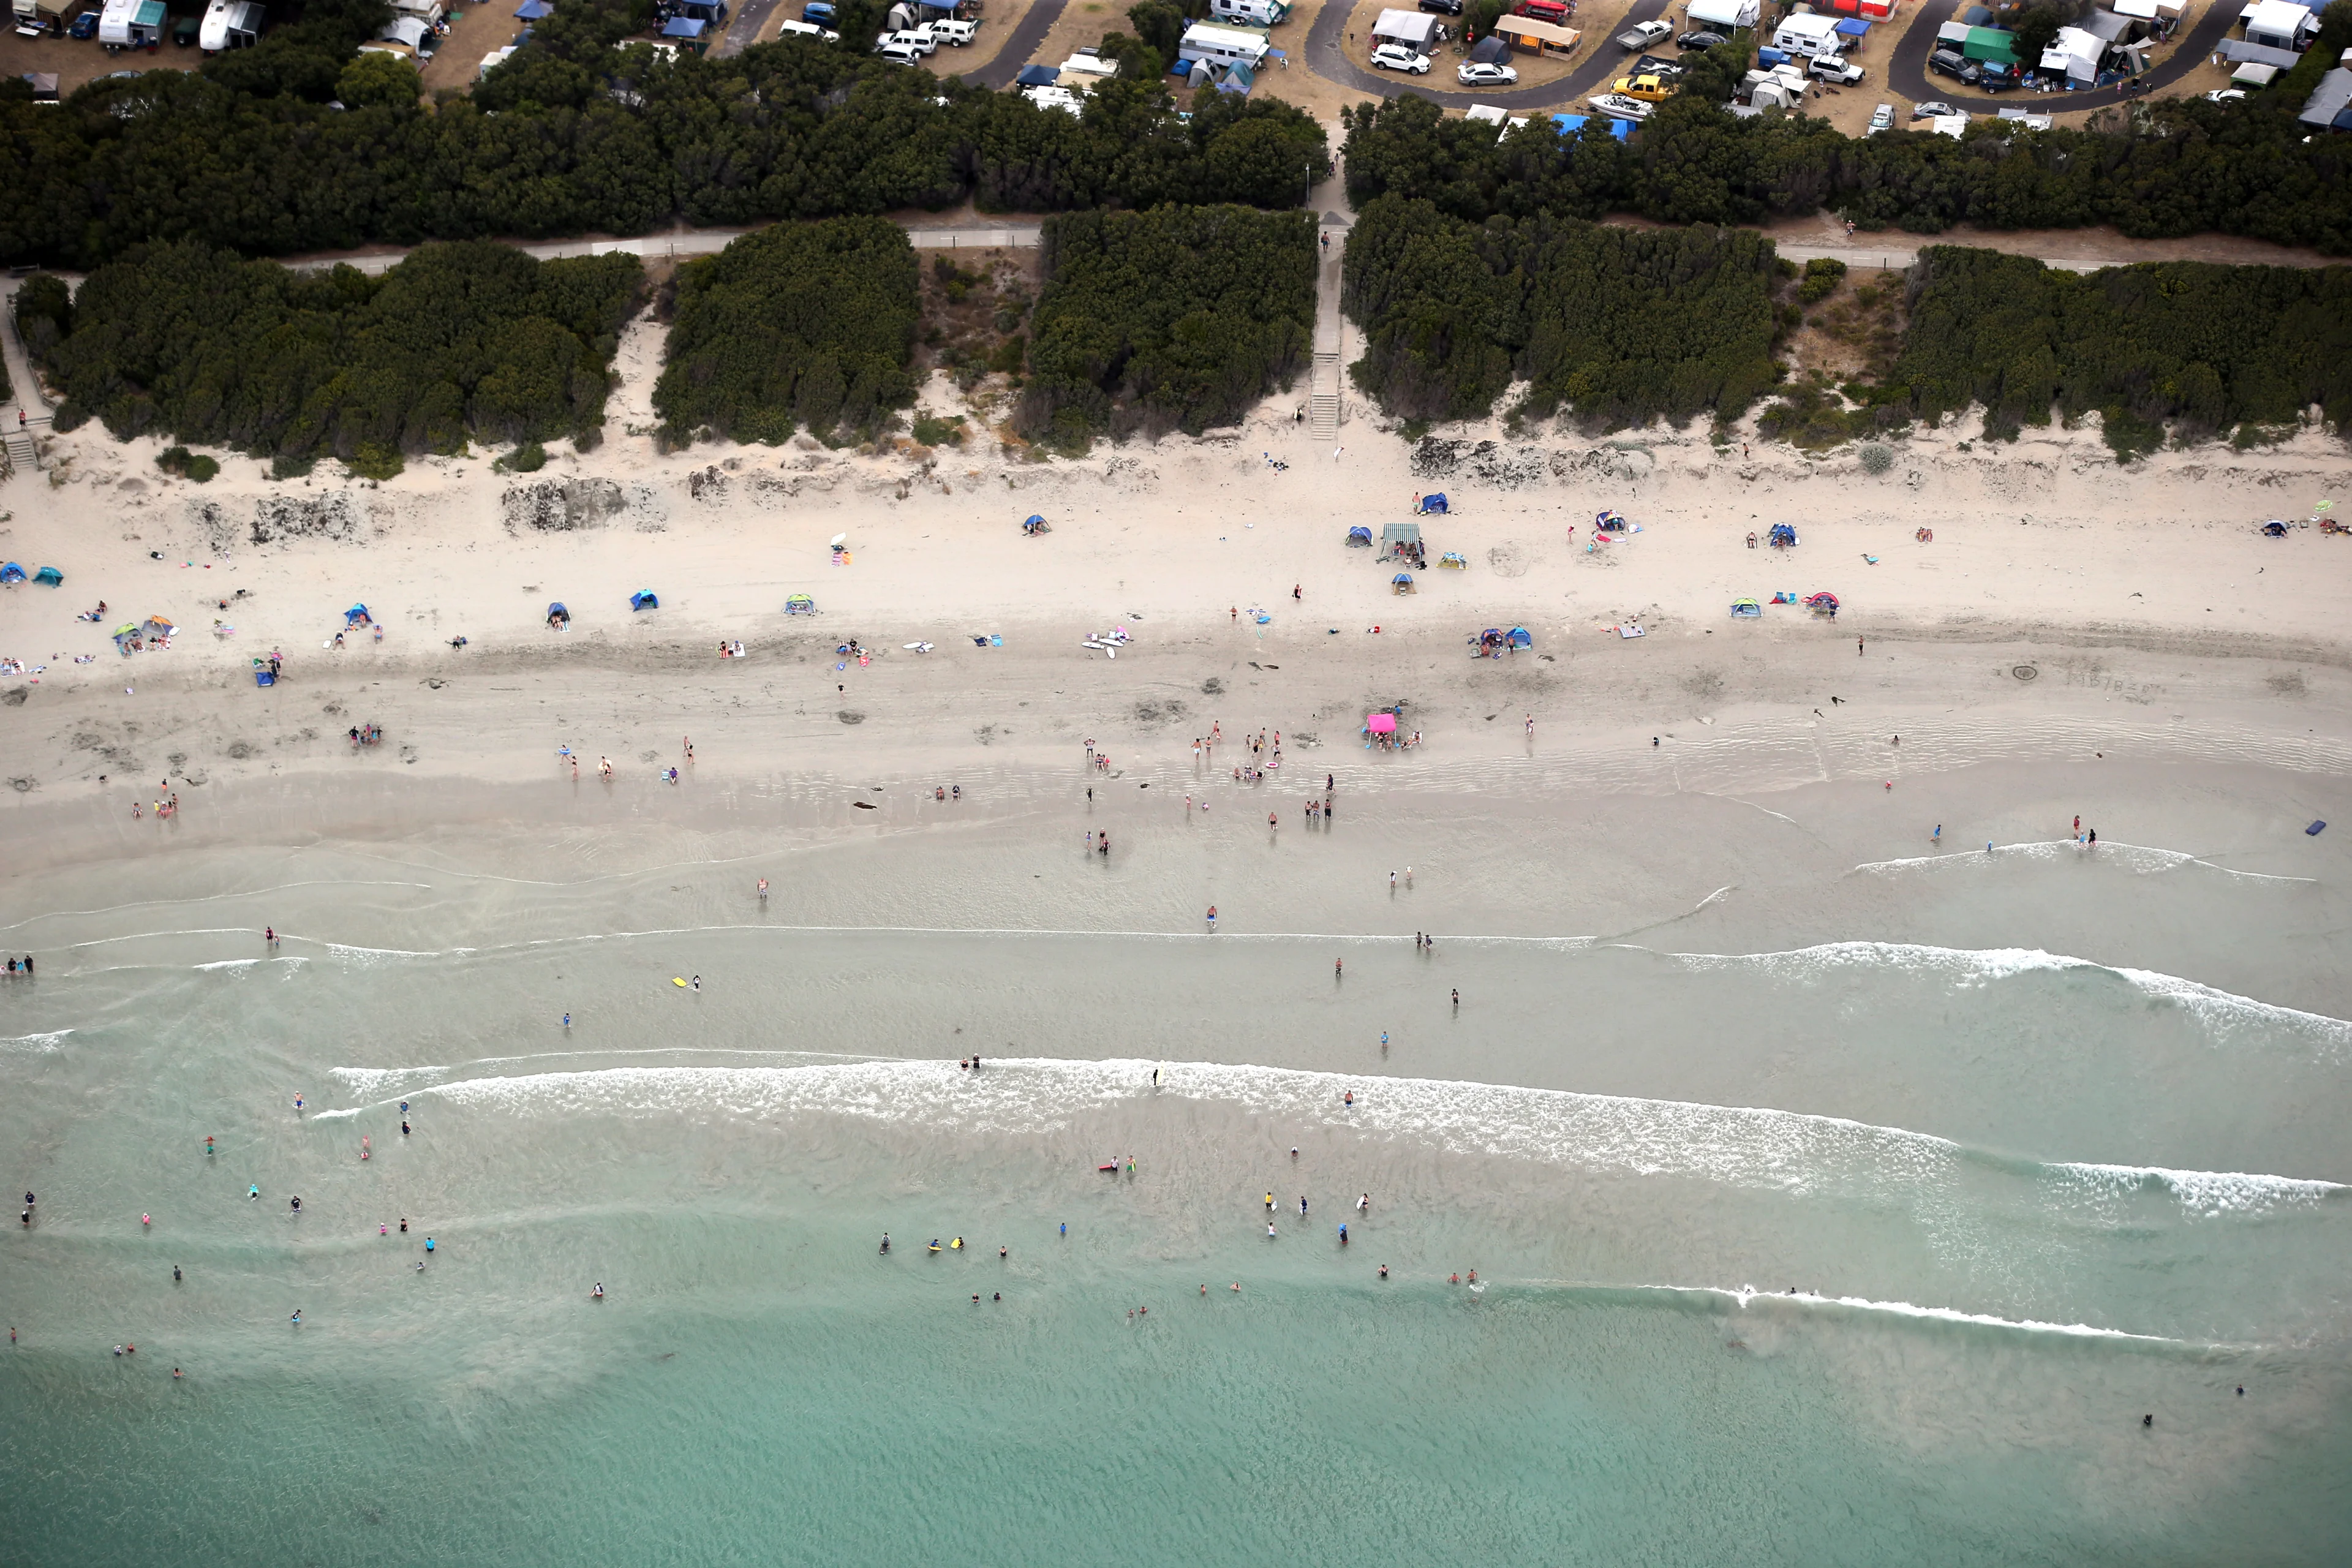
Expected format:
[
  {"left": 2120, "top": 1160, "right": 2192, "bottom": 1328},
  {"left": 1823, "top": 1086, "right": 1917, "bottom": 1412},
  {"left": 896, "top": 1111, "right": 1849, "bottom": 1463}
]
[{"left": 2, "top": 772, "right": 2348, "bottom": 1565}]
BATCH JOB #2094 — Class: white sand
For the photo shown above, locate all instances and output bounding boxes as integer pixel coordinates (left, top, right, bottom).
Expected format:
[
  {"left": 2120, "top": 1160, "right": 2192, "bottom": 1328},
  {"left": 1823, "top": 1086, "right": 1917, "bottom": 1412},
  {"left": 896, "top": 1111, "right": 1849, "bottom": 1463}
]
[{"left": 2, "top": 372, "right": 2347, "bottom": 828}]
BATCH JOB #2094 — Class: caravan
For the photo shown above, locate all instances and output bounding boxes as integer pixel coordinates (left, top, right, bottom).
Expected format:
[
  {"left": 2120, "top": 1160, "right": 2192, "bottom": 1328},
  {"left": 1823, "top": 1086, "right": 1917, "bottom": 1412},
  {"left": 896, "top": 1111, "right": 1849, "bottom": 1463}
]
[
  {"left": 1177, "top": 20, "right": 1272, "bottom": 71},
  {"left": 198, "top": 0, "right": 263, "bottom": 51},
  {"left": 97, "top": 0, "right": 165, "bottom": 49},
  {"left": 1205, "top": 0, "right": 1289, "bottom": 24},
  {"left": 1770, "top": 13, "right": 1838, "bottom": 55}
]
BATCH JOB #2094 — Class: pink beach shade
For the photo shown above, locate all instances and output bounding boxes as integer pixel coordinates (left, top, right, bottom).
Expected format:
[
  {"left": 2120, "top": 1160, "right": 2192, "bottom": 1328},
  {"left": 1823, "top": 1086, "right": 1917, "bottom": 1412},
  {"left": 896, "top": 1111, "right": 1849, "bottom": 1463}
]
[{"left": 1366, "top": 714, "right": 1398, "bottom": 735}]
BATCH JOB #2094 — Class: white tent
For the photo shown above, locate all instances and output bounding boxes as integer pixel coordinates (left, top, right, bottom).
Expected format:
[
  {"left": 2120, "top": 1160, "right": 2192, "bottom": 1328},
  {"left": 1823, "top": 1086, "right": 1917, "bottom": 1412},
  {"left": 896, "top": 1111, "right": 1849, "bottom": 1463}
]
[
  {"left": 1686, "top": 0, "right": 1760, "bottom": 28},
  {"left": 377, "top": 14, "right": 433, "bottom": 48},
  {"left": 1369, "top": 7, "right": 1441, "bottom": 47},
  {"left": 2041, "top": 25, "right": 2104, "bottom": 80},
  {"left": 2244, "top": 0, "right": 2316, "bottom": 50}
]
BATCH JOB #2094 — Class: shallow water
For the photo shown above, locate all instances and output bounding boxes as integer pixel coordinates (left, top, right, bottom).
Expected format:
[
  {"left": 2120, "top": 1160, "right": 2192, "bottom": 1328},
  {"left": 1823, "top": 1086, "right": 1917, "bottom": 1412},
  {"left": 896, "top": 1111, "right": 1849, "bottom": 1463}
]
[{"left": 3, "top": 764, "right": 2348, "bottom": 1565}]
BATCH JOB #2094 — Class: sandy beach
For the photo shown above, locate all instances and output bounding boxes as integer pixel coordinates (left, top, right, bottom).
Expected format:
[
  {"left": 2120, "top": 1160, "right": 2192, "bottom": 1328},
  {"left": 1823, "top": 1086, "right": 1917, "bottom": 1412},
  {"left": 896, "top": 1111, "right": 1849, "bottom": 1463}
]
[{"left": 6, "top": 347, "right": 2352, "bottom": 1567}]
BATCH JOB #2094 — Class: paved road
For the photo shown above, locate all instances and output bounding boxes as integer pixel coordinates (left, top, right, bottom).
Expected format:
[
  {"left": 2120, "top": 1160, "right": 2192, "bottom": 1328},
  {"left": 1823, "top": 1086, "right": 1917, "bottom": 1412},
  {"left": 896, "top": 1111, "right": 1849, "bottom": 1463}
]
[
  {"left": 715, "top": 0, "right": 782, "bottom": 56},
  {"left": 1883, "top": 0, "right": 2236, "bottom": 115},
  {"left": 1305, "top": 0, "right": 1676, "bottom": 112},
  {"left": 957, "top": 0, "right": 1071, "bottom": 88}
]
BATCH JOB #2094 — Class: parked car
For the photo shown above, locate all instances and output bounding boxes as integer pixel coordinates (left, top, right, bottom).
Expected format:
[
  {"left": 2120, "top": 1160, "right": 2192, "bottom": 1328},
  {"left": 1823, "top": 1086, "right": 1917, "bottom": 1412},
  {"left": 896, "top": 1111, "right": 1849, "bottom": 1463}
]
[
  {"left": 1610, "top": 72, "right": 1675, "bottom": 102},
  {"left": 873, "top": 36, "right": 921, "bottom": 62},
  {"left": 1867, "top": 101, "right": 1894, "bottom": 131},
  {"left": 1927, "top": 48, "right": 1981, "bottom": 85},
  {"left": 173, "top": 13, "right": 200, "bottom": 44},
  {"left": 1975, "top": 60, "right": 2016, "bottom": 91},
  {"left": 1457, "top": 59, "right": 1518, "bottom": 86},
  {"left": 70, "top": 10, "right": 101, "bottom": 36},
  {"left": 1676, "top": 29, "right": 1725, "bottom": 50},
  {"left": 1806, "top": 53, "right": 1863, "bottom": 83},
  {"left": 1632, "top": 54, "right": 1686, "bottom": 78},
  {"left": 1616, "top": 18, "right": 1672, "bottom": 50},
  {"left": 1418, "top": 0, "right": 1463, "bottom": 13},
  {"left": 1369, "top": 42, "right": 1431, "bottom": 72},
  {"left": 777, "top": 17, "right": 839, "bottom": 38},
  {"left": 2203, "top": 86, "right": 2246, "bottom": 102},
  {"left": 928, "top": 17, "right": 975, "bottom": 43},
  {"left": 875, "top": 25, "right": 934, "bottom": 53},
  {"left": 1910, "top": 99, "right": 1954, "bottom": 118}
]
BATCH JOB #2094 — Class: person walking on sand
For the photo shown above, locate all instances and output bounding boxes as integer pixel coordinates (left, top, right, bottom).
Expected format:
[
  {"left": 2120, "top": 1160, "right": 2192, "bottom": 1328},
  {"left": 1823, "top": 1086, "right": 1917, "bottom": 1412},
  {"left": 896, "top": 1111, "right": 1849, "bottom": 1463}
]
[
  {"left": 599, "top": 756, "right": 612, "bottom": 779},
  {"left": 1858, "top": 636, "right": 1864, "bottom": 656}
]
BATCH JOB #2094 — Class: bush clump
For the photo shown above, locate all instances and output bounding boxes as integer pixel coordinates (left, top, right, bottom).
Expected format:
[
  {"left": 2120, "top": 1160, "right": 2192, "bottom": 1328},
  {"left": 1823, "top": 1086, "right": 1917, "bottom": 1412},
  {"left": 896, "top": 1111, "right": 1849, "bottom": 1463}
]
[
  {"left": 1343, "top": 197, "right": 1781, "bottom": 429},
  {"left": 1798, "top": 257, "right": 1848, "bottom": 306},
  {"left": 1019, "top": 206, "right": 1316, "bottom": 440},
  {"left": 156, "top": 445, "right": 220, "bottom": 481},
  {"left": 654, "top": 217, "right": 919, "bottom": 446},
  {"left": 33, "top": 240, "right": 641, "bottom": 469}
]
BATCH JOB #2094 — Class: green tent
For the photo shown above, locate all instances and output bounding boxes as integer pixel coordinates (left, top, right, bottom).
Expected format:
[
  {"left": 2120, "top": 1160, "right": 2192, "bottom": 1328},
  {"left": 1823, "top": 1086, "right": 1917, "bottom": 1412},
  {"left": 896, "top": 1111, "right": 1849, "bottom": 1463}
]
[{"left": 1961, "top": 25, "right": 2018, "bottom": 64}]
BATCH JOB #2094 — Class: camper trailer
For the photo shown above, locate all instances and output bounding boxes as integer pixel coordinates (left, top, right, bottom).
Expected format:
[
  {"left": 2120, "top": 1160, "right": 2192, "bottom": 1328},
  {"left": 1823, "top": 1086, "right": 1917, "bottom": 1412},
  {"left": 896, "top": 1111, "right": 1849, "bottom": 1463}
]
[
  {"left": 13, "top": 0, "right": 69, "bottom": 39},
  {"left": 1205, "top": 0, "right": 1289, "bottom": 24},
  {"left": 1770, "top": 13, "right": 1838, "bottom": 56},
  {"left": 1177, "top": 20, "right": 1272, "bottom": 70},
  {"left": 97, "top": 0, "right": 165, "bottom": 49},
  {"left": 198, "top": 0, "right": 263, "bottom": 51}
]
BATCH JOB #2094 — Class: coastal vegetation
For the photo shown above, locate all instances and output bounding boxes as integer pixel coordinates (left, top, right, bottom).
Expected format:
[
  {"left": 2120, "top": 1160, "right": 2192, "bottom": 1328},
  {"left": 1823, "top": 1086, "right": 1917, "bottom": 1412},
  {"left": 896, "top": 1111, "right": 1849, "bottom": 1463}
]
[
  {"left": 29, "top": 241, "right": 642, "bottom": 474},
  {"left": 1019, "top": 206, "right": 1317, "bottom": 444},
  {"left": 1341, "top": 197, "right": 1782, "bottom": 429},
  {"left": 0, "top": 0, "right": 1331, "bottom": 271},
  {"left": 1340, "top": 0, "right": 2352, "bottom": 256},
  {"left": 1887, "top": 246, "right": 2352, "bottom": 457},
  {"left": 654, "top": 218, "right": 921, "bottom": 447}
]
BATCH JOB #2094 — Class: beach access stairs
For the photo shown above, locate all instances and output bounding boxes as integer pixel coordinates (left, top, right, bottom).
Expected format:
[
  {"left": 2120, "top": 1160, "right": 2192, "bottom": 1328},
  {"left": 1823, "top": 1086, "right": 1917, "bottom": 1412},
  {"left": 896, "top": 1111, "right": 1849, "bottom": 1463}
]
[{"left": 1308, "top": 206, "right": 1348, "bottom": 446}]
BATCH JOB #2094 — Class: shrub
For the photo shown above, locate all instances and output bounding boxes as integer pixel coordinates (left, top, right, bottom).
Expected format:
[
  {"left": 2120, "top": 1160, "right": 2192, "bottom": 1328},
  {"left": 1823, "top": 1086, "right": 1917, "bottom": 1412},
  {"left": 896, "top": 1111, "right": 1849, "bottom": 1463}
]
[
  {"left": 1858, "top": 442, "right": 1893, "bottom": 473},
  {"left": 911, "top": 413, "right": 967, "bottom": 447},
  {"left": 271, "top": 453, "right": 317, "bottom": 480},
  {"left": 654, "top": 217, "right": 919, "bottom": 445},
  {"left": 1798, "top": 257, "right": 1847, "bottom": 305},
  {"left": 501, "top": 440, "right": 549, "bottom": 472},
  {"left": 1020, "top": 206, "right": 1314, "bottom": 439},
  {"left": 156, "top": 445, "right": 219, "bottom": 481},
  {"left": 34, "top": 241, "right": 641, "bottom": 467},
  {"left": 1343, "top": 197, "right": 1781, "bottom": 430}
]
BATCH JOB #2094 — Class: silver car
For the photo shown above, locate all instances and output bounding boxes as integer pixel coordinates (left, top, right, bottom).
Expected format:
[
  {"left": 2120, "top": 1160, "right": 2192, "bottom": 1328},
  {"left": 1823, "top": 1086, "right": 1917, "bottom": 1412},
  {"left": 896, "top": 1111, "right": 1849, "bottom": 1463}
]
[{"left": 1456, "top": 60, "right": 1518, "bottom": 86}]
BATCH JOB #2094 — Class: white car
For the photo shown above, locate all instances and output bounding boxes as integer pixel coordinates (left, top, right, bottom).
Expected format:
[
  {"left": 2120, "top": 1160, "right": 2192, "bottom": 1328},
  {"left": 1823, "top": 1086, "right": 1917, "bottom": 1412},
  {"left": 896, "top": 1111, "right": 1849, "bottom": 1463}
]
[
  {"left": 873, "top": 25, "right": 934, "bottom": 54},
  {"left": 928, "top": 17, "right": 976, "bottom": 44},
  {"left": 1616, "top": 18, "right": 1672, "bottom": 50},
  {"left": 778, "top": 18, "right": 839, "bottom": 40},
  {"left": 1867, "top": 101, "right": 1893, "bottom": 132},
  {"left": 2203, "top": 87, "right": 2246, "bottom": 102},
  {"left": 874, "top": 36, "right": 922, "bottom": 62},
  {"left": 1807, "top": 53, "right": 1863, "bottom": 83},
  {"left": 1369, "top": 43, "right": 1431, "bottom": 73},
  {"left": 1586, "top": 92, "right": 1653, "bottom": 120},
  {"left": 1910, "top": 100, "right": 1955, "bottom": 119},
  {"left": 1457, "top": 60, "right": 1518, "bottom": 86}
]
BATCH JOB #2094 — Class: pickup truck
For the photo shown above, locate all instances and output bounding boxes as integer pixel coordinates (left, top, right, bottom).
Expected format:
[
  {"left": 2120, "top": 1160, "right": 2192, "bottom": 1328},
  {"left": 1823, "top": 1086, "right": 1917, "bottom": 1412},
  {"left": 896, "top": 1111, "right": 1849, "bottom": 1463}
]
[
  {"left": 1615, "top": 19, "right": 1671, "bottom": 51},
  {"left": 927, "top": 17, "right": 975, "bottom": 43}
]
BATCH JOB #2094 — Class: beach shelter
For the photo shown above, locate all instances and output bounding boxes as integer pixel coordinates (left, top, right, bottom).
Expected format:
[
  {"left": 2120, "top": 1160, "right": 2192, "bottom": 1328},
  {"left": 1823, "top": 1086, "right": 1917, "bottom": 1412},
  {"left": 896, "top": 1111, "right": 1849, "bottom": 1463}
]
[
  {"left": 1506, "top": 626, "right": 1531, "bottom": 648},
  {"left": 1417, "top": 493, "right": 1449, "bottom": 514},
  {"left": 113, "top": 623, "right": 141, "bottom": 650},
  {"left": 1392, "top": 572, "right": 1415, "bottom": 593},
  {"left": 1381, "top": 522, "right": 1422, "bottom": 550},
  {"left": 546, "top": 601, "right": 570, "bottom": 626},
  {"left": 1594, "top": 510, "right": 1629, "bottom": 532},
  {"left": 1768, "top": 524, "right": 1798, "bottom": 548},
  {"left": 1730, "top": 597, "right": 1762, "bottom": 617},
  {"left": 34, "top": 567, "right": 62, "bottom": 586},
  {"left": 1365, "top": 712, "right": 1398, "bottom": 735},
  {"left": 1806, "top": 592, "right": 1839, "bottom": 616},
  {"left": 345, "top": 604, "right": 372, "bottom": 626},
  {"left": 1438, "top": 551, "right": 1466, "bottom": 569},
  {"left": 1346, "top": 526, "right": 1373, "bottom": 547},
  {"left": 630, "top": 590, "right": 659, "bottom": 611},
  {"left": 0, "top": 563, "right": 23, "bottom": 584},
  {"left": 785, "top": 594, "right": 816, "bottom": 615},
  {"left": 143, "top": 615, "right": 176, "bottom": 640}
]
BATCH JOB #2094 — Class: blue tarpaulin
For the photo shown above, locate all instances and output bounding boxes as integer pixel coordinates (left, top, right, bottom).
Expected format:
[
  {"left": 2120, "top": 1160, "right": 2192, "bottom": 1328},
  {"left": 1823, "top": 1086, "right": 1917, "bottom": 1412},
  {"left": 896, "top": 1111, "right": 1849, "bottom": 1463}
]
[
  {"left": 1551, "top": 113, "right": 1632, "bottom": 141},
  {"left": 1834, "top": 18, "right": 1870, "bottom": 38},
  {"left": 1015, "top": 63, "right": 1058, "bottom": 85},
  {"left": 660, "top": 15, "right": 705, "bottom": 37},
  {"left": 514, "top": 0, "right": 549, "bottom": 16}
]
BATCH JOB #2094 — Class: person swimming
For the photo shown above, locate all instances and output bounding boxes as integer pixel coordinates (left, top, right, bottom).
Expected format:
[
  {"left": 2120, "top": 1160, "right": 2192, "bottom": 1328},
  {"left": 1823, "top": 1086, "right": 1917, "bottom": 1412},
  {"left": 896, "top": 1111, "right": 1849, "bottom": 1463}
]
[
  {"left": 289, "top": 1196, "right": 300, "bottom": 1212},
  {"left": 951, "top": 1237, "right": 963, "bottom": 1250},
  {"left": 880, "top": 1234, "right": 891, "bottom": 1254},
  {"left": 290, "top": 1311, "right": 301, "bottom": 1325},
  {"left": 928, "top": 1240, "right": 941, "bottom": 1253},
  {"left": 249, "top": 1185, "right": 260, "bottom": 1200},
  {"left": 423, "top": 1237, "right": 434, "bottom": 1253},
  {"left": 592, "top": 1284, "right": 605, "bottom": 1300},
  {"left": 173, "top": 1265, "right": 182, "bottom": 1282}
]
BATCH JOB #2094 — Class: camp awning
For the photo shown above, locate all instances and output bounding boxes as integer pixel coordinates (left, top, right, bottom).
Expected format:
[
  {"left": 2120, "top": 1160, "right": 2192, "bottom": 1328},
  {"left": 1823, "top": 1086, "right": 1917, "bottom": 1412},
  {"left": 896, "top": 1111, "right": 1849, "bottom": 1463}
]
[
  {"left": 1834, "top": 18, "right": 1869, "bottom": 38},
  {"left": 1369, "top": 7, "right": 1439, "bottom": 45},
  {"left": 514, "top": 0, "right": 549, "bottom": 15},
  {"left": 661, "top": 15, "right": 704, "bottom": 36},
  {"left": 1014, "top": 63, "right": 1059, "bottom": 85},
  {"left": 2218, "top": 37, "right": 2301, "bottom": 64},
  {"left": 2300, "top": 66, "right": 2352, "bottom": 126},
  {"left": 1366, "top": 712, "right": 1397, "bottom": 734}
]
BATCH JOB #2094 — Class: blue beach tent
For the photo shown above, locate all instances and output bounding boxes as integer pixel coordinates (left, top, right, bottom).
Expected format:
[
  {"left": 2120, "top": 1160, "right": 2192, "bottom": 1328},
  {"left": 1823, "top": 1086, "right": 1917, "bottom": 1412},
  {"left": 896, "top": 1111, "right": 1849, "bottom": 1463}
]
[
  {"left": 0, "top": 562, "right": 23, "bottom": 584},
  {"left": 630, "top": 589, "right": 659, "bottom": 611},
  {"left": 34, "top": 566, "right": 62, "bottom": 586},
  {"left": 1346, "top": 526, "right": 1373, "bottom": 546}
]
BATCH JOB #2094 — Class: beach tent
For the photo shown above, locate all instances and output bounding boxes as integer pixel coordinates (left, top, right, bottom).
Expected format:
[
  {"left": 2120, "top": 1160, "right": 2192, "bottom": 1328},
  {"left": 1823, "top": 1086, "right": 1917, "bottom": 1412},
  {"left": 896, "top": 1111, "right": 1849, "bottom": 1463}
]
[
  {"left": 1438, "top": 551, "right": 1466, "bottom": 569},
  {"left": 1506, "top": 626, "right": 1531, "bottom": 648},
  {"left": 0, "top": 563, "right": 23, "bottom": 584},
  {"left": 1594, "top": 510, "right": 1629, "bottom": 532},
  {"left": 345, "top": 604, "right": 373, "bottom": 626},
  {"left": 546, "top": 601, "right": 570, "bottom": 626},
  {"left": 1392, "top": 572, "right": 1415, "bottom": 592},
  {"left": 143, "top": 616, "right": 176, "bottom": 639},
  {"left": 1768, "top": 524, "right": 1797, "bottom": 547},
  {"left": 1417, "top": 493, "right": 1449, "bottom": 514},
  {"left": 785, "top": 594, "right": 816, "bottom": 614},
  {"left": 1806, "top": 592, "right": 1839, "bottom": 616},
  {"left": 630, "top": 590, "right": 659, "bottom": 611},
  {"left": 1730, "top": 597, "right": 1763, "bottom": 617},
  {"left": 113, "top": 623, "right": 141, "bottom": 649},
  {"left": 1365, "top": 712, "right": 1398, "bottom": 734},
  {"left": 1346, "top": 526, "right": 1373, "bottom": 546},
  {"left": 34, "top": 567, "right": 62, "bottom": 586}
]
